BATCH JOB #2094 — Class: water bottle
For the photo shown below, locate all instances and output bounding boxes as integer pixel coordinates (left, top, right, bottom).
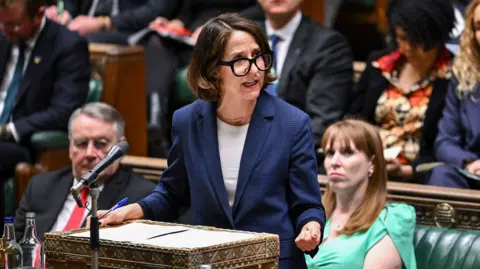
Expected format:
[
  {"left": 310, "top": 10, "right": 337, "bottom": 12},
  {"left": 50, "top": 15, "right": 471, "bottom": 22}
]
[
  {"left": 2, "top": 217, "right": 23, "bottom": 269},
  {"left": 19, "top": 212, "right": 44, "bottom": 268}
]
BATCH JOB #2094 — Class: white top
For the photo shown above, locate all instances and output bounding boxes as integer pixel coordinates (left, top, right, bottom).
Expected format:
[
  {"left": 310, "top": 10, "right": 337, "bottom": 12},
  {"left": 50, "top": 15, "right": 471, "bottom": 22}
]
[
  {"left": 50, "top": 178, "right": 105, "bottom": 232},
  {"left": 265, "top": 11, "right": 302, "bottom": 76},
  {"left": 216, "top": 118, "right": 249, "bottom": 207},
  {"left": 0, "top": 17, "right": 46, "bottom": 142}
]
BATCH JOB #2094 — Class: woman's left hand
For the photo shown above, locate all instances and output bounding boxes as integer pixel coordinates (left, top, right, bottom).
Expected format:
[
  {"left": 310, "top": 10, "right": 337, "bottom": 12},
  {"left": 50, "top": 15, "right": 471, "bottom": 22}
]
[{"left": 295, "top": 221, "right": 321, "bottom": 251}]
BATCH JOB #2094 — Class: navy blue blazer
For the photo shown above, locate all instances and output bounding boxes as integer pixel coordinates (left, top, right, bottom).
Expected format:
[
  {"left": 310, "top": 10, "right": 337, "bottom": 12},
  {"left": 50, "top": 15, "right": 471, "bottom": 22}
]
[
  {"left": 138, "top": 91, "right": 325, "bottom": 268},
  {"left": 435, "top": 77, "right": 480, "bottom": 166}
]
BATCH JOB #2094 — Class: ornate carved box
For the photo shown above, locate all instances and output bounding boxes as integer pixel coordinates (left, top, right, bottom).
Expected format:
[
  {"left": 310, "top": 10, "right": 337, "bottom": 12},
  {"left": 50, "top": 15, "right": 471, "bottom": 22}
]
[{"left": 44, "top": 220, "right": 280, "bottom": 269}]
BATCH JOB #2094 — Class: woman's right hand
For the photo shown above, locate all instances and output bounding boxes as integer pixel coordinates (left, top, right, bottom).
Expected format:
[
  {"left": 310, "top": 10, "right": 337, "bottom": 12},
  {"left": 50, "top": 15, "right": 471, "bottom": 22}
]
[{"left": 86, "top": 203, "right": 144, "bottom": 227}]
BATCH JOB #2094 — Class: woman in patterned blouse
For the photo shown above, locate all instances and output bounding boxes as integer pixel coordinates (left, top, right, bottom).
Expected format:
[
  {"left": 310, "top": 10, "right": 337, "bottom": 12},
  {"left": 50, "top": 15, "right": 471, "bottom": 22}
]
[{"left": 348, "top": 0, "right": 456, "bottom": 183}]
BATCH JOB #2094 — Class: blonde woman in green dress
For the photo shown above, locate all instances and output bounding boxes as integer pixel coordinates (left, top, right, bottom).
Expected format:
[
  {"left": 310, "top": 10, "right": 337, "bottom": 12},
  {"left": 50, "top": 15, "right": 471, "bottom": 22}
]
[{"left": 306, "top": 119, "right": 417, "bottom": 269}]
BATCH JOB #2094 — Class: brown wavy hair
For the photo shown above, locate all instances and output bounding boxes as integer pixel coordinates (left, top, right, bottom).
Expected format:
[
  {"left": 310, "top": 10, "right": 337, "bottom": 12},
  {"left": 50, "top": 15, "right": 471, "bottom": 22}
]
[
  {"left": 453, "top": 0, "right": 480, "bottom": 94},
  {"left": 321, "top": 119, "right": 388, "bottom": 236},
  {"left": 187, "top": 13, "right": 276, "bottom": 101}
]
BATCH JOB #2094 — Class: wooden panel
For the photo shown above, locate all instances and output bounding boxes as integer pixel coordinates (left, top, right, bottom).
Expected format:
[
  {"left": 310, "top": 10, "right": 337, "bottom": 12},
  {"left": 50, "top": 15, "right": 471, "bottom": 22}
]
[
  {"left": 89, "top": 44, "right": 148, "bottom": 157},
  {"left": 17, "top": 154, "right": 480, "bottom": 231},
  {"left": 120, "top": 156, "right": 480, "bottom": 231},
  {"left": 301, "top": 0, "right": 324, "bottom": 25}
]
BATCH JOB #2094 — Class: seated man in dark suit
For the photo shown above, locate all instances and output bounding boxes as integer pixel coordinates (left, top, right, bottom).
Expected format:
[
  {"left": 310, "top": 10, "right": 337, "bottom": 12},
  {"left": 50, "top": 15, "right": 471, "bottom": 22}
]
[
  {"left": 14, "top": 102, "right": 155, "bottom": 240},
  {"left": 255, "top": 0, "right": 354, "bottom": 170},
  {"left": 0, "top": 0, "right": 91, "bottom": 232},
  {"left": 44, "top": 0, "right": 180, "bottom": 45}
]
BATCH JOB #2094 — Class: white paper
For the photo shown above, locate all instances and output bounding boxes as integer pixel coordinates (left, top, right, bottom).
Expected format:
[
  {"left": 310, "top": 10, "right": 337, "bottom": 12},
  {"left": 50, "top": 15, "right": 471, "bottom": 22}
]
[
  {"left": 70, "top": 223, "right": 190, "bottom": 242},
  {"left": 384, "top": 146, "right": 402, "bottom": 159},
  {"left": 134, "top": 228, "right": 256, "bottom": 249}
]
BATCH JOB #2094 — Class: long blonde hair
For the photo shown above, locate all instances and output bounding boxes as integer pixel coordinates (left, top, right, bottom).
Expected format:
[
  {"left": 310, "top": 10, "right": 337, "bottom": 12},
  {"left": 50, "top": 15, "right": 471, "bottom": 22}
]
[
  {"left": 321, "top": 119, "right": 388, "bottom": 236},
  {"left": 453, "top": 0, "right": 480, "bottom": 94}
]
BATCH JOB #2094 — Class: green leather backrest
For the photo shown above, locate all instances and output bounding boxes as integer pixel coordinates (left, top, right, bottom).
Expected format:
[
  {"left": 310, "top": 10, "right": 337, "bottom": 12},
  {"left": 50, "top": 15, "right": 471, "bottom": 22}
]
[
  {"left": 414, "top": 225, "right": 480, "bottom": 269},
  {"left": 88, "top": 78, "right": 103, "bottom": 102},
  {"left": 174, "top": 66, "right": 196, "bottom": 107}
]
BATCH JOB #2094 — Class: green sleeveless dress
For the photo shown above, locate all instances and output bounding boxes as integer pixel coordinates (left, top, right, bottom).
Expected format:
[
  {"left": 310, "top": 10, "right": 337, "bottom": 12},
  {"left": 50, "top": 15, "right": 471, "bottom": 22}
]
[{"left": 305, "top": 203, "right": 417, "bottom": 269}]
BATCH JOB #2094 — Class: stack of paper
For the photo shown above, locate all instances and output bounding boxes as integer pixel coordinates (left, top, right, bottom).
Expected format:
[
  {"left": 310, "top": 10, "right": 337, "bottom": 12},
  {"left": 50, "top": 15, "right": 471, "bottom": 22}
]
[{"left": 70, "top": 223, "right": 256, "bottom": 249}]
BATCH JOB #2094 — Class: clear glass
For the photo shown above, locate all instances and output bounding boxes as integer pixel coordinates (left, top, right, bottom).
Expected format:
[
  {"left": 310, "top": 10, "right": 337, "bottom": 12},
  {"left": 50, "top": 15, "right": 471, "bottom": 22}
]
[
  {"left": 3, "top": 217, "right": 23, "bottom": 269},
  {"left": 19, "top": 213, "right": 44, "bottom": 269}
]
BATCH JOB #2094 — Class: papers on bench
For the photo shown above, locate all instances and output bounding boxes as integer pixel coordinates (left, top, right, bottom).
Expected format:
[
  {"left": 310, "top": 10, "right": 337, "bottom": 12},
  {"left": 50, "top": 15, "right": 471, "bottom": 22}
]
[
  {"left": 128, "top": 27, "right": 195, "bottom": 47},
  {"left": 70, "top": 222, "right": 256, "bottom": 249},
  {"left": 136, "top": 229, "right": 256, "bottom": 248}
]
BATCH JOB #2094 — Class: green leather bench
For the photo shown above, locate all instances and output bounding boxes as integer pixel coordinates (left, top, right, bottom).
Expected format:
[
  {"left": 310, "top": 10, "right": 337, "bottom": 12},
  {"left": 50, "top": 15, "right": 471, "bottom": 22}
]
[
  {"left": 414, "top": 225, "right": 480, "bottom": 268},
  {"left": 3, "top": 78, "right": 103, "bottom": 216}
]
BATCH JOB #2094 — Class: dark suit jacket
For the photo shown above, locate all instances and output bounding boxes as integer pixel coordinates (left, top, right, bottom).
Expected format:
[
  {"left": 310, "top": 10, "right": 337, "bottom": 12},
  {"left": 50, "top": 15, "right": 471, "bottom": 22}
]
[
  {"left": 0, "top": 19, "right": 91, "bottom": 144},
  {"left": 176, "top": 0, "right": 257, "bottom": 30},
  {"left": 349, "top": 49, "right": 451, "bottom": 169},
  {"left": 64, "top": 0, "right": 180, "bottom": 33},
  {"left": 138, "top": 91, "right": 325, "bottom": 269},
  {"left": 259, "top": 16, "right": 354, "bottom": 148},
  {"left": 14, "top": 165, "right": 155, "bottom": 241},
  {"left": 435, "top": 77, "right": 480, "bottom": 167}
]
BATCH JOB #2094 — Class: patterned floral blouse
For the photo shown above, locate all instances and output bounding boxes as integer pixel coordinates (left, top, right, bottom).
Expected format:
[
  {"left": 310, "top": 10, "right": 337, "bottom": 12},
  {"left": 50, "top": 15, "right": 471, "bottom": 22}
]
[{"left": 372, "top": 49, "right": 452, "bottom": 164}]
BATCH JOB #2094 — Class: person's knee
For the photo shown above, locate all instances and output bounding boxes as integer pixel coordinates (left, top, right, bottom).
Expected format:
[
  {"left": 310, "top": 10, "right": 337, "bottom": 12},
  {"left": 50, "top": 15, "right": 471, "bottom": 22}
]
[
  {"left": 428, "top": 165, "right": 469, "bottom": 188},
  {"left": 145, "top": 34, "right": 166, "bottom": 49}
]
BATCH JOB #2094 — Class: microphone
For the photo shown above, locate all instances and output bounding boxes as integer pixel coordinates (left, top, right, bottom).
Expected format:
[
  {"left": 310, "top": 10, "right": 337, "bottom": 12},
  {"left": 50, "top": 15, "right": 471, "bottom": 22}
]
[{"left": 70, "top": 141, "right": 130, "bottom": 207}]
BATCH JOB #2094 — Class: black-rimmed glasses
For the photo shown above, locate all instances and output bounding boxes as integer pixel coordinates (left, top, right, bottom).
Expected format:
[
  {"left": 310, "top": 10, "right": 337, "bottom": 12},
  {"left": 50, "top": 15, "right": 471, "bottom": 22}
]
[{"left": 219, "top": 52, "right": 273, "bottom": 77}]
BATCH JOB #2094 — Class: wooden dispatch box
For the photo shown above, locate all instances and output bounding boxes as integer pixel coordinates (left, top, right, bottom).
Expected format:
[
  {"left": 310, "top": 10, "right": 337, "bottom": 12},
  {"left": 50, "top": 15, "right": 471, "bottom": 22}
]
[{"left": 44, "top": 220, "right": 280, "bottom": 269}]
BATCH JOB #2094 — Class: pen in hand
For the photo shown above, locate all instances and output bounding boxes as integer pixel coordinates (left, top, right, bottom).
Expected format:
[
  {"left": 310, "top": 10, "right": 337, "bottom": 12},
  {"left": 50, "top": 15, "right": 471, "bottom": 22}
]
[
  {"left": 57, "top": 0, "right": 64, "bottom": 19},
  {"left": 99, "top": 197, "right": 128, "bottom": 220}
]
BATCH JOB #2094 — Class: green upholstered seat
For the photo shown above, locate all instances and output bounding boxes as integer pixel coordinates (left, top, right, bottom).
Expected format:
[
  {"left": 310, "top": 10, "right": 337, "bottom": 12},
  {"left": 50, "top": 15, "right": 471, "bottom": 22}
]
[{"left": 414, "top": 225, "right": 480, "bottom": 269}]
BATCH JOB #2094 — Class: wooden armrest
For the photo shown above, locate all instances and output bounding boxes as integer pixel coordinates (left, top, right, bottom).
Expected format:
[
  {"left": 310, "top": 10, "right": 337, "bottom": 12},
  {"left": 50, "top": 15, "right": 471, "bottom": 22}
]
[
  {"left": 88, "top": 43, "right": 144, "bottom": 56},
  {"left": 318, "top": 175, "right": 480, "bottom": 202},
  {"left": 121, "top": 155, "right": 168, "bottom": 170}
]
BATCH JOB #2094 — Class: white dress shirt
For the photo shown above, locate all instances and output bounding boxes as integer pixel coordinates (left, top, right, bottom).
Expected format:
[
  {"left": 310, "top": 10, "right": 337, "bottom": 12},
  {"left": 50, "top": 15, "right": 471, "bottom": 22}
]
[
  {"left": 0, "top": 17, "right": 46, "bottom": 142},
  {"left": 265, "top": 11, "right": 302, "bottom": 77},
  {"left": 217, "top": 118, "right": 249, "bottom": 208},
  {"left": 50, "top": 178, "right": 105, "bottom": 232}
]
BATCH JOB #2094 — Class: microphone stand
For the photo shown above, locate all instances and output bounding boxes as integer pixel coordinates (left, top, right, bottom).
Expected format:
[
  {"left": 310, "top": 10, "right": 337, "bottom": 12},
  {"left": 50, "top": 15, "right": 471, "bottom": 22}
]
[
  {"left": 89, "top": 182, "right": 100, "bottom": 269},
  {"left": 70, "top": 141, "right": 130, "bottom": 269}
]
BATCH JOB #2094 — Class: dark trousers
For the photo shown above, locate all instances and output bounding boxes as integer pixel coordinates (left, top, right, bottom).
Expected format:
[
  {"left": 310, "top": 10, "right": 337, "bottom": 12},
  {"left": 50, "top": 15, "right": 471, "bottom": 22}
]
[
  {"left": 428, "top": 165, "right": 480, "bottom": 189},
  {"left": 143, "top": 34, "right": 193, "bottom": 158},
  {"left": 0, "top": 141, "right": 32, "bottom": 235}
]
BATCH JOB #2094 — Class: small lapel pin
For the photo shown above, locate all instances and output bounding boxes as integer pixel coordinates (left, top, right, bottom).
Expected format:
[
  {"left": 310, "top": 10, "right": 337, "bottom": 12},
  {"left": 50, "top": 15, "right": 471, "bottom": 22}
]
[{"left": 34, "top": 56, "right": 42, "bottom": 64}]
